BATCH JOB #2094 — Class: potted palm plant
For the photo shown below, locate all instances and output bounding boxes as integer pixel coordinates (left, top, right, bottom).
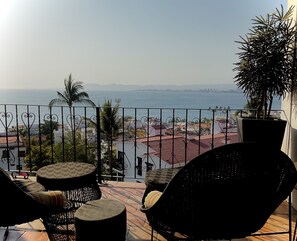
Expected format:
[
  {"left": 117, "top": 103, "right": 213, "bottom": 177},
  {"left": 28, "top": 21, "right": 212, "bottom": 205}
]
[{"left": 233, "top": 5, "right": 297, "bottom": 149}]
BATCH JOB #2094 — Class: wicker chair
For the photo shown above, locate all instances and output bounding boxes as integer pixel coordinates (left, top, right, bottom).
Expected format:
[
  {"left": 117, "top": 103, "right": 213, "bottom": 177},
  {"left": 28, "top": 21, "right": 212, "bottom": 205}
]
[
  {"left": 0, "top": 167, "right": 68, "bottom": 240},
  {"left": 140, "top": 142, "right": 297, "bottom": 241}
]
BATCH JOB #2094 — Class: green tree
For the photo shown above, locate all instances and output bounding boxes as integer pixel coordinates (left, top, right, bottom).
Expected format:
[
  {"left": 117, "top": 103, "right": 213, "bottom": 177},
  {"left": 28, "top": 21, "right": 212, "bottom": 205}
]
[
  {"left": 84, "top": 99, "right": 121, "bottom": 177},
  {"left": 40, "top": 120, "right": 59, "bottom": 142},
  {"left": 100, "top": 99, "right": 121, "bottom": 176},
  {"left": 54, "top": 131, "right": 97, "bottom": 165},
  {"left": 41, "top": 120, "right": 58, "bottom": 135},
  {"left": 24, "top": 143, "right": 52, "bottom": 171},
  {"left": 233, "top": 5, "right": 296, "bottom": 118},
  {"left": 49, "top": 74, "right": 96, "bottom": 132}
]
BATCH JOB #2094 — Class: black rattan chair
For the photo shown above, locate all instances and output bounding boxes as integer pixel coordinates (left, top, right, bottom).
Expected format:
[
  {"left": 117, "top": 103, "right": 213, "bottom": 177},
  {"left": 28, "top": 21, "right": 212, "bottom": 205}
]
[
  {"left": 0, "top": 167, "right": 68, "bottom": 241},
  {"left": 141, "top": 142, "right": 297, "bottom": 241}
]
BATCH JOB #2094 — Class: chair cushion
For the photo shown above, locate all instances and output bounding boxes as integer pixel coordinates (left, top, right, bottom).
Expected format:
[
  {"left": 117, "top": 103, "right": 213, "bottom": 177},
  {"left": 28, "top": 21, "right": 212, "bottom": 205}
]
[
  {"left": 13, "top": 179, "right": 46, "bottom": 193},
  {"left": 29, "top": 191, "right": 67, "bottom": 208},
  {"left": 144, "top": 190, "right": 162, "bottom": 208}
]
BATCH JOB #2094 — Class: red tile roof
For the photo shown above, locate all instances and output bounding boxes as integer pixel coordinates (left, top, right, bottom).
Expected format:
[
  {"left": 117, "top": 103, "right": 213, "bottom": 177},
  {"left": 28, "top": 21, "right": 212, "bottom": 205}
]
[
  {"left": 0, "top": 136, "right": 24, "bottom": 147},
  {"left": 137, "top": 133, "right": 238, "bottom": 166}
]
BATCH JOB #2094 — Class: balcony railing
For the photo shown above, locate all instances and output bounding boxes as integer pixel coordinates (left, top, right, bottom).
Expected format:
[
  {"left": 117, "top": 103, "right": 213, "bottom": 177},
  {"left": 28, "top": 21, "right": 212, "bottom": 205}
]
[{"left": 0, "top": 104, "right": 283, "bottom": 183}]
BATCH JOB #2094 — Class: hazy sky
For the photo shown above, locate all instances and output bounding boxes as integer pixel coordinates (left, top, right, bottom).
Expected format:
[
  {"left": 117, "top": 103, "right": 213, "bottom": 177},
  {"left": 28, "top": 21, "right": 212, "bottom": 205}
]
[{"left": 0, "top": 0, "right": 288, "bottom": 89}]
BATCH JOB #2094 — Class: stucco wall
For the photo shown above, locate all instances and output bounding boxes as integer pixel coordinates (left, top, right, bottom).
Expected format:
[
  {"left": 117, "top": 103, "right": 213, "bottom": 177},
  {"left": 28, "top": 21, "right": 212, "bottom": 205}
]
[{"left": 282, "top": 0, "right": 297, "bottom": 210}]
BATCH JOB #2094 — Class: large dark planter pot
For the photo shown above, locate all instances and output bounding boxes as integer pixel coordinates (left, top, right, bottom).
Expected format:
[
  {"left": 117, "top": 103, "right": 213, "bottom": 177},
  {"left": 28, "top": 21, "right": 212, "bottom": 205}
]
[{"left": 236, "top": 116, "right": 287, "bottom": 150}]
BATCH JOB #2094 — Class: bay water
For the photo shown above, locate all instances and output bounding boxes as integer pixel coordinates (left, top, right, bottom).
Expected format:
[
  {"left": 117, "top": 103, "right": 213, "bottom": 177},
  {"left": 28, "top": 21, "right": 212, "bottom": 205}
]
[
  {"left": 0, "top": 89, "right": 282, "bottom": 133},
  {"left": 0, "top": 89, "right": 281, "bottom": 109}
]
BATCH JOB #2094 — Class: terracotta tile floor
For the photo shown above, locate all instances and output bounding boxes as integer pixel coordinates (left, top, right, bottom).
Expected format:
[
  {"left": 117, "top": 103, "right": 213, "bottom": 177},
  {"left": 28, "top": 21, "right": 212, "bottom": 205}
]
[{"left": 0, "top": 181, "right": 296, "bottom": 241}]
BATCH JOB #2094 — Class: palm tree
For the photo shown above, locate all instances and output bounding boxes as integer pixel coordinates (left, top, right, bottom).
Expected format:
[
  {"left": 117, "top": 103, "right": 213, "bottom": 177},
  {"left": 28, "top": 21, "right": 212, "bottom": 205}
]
[
  {"left": 100, "top": 99, "right": 121, "bottom": 176},
  {"left": 49, "top": 74, "right": 96, "bottom": 132},
  {"left": 81, "top": 99, "right": 121, "bottom": 178}
]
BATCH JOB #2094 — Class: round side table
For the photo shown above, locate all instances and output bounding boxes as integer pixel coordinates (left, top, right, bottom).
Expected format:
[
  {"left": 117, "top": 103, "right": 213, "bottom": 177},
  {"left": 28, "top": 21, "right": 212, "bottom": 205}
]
[
  {"left": 36, "top": 162, "right": 101, "bottom": 226},
  {"left": 75, "top": 199, "right": 126, "bottom": 241},
  {"left": 37, "top": 162, "right": 101, "bottom": 205}
]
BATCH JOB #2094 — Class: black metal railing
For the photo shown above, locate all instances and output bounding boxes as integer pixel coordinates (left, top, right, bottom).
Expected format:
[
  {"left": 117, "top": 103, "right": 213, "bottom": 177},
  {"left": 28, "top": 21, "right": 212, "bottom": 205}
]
[{"left": 0, "top": 104, "right": 283, "bottom": 183}]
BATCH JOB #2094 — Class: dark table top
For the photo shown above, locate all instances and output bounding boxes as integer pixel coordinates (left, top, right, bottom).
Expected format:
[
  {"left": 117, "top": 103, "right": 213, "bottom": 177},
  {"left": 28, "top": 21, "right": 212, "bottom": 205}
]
[
  {"left": 75, "top": 199, "right": 126, "bottom": 221},
  {"left": 36, "top": 162, "right": 97, "bottom": 191}
]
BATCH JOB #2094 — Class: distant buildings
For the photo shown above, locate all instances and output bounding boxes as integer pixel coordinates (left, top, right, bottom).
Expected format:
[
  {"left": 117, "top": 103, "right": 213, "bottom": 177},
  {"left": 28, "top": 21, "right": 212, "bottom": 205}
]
[
  {"left": 0, "top": 133, "right": 26, "bottom": 171},
  {"left": 115, "top": 132, "right": 238, "bottom": 181},
  {"left": 0, "top": 115, "right": 239, "bottom": 180}
]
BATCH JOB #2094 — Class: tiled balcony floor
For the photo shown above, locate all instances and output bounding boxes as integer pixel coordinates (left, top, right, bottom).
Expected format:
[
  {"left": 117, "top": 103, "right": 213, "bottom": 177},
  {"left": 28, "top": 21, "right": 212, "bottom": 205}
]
[{"left": 0, "top": 181, "right": 296, "bottom": 241}]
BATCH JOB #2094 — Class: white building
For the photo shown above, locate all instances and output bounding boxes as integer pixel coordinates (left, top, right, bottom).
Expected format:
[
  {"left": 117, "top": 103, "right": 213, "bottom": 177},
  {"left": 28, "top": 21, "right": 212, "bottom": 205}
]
[
  {"left": 0, "top": 134, "right": 26, "bottom": 172},
  {"left": 114, "top": 140, "right": 169, "bottom": 182},
  {"left": 279, "top": 0, "right": 297, "bottom": 210},
  {"left": 148, "top": 124, "right": 167, "bottom": 136},
  {"left": 212, "top": 117, "right": 237, "bottom": 135}
]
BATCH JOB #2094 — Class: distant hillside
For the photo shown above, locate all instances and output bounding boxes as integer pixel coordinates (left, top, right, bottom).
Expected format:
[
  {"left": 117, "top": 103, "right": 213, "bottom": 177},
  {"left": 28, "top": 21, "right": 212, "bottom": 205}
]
[{"left": 84, "top": 83, "right": 240, "bottom": 92}]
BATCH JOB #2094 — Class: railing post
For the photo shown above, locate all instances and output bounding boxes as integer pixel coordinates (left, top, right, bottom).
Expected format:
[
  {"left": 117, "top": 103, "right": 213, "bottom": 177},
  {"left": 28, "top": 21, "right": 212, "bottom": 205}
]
[{"left": 96, "top": 107, "right": 102, "bottom": 184}]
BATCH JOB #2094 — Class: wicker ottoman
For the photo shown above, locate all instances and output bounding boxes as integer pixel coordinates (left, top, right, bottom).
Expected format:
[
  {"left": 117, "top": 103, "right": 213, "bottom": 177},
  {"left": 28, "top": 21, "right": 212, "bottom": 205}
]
[{"left": 74, "top": 199, "right": 126, "bottom": 241}]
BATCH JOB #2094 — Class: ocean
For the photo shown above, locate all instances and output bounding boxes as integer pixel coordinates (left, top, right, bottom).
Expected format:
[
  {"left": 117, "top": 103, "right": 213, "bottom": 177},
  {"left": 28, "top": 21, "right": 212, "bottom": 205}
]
[
  {"left": 0, "top": 89, "right": 281, "bottom": 110},
  {"left": 0, "top": 88, "right": 282, "bottom": 133}
]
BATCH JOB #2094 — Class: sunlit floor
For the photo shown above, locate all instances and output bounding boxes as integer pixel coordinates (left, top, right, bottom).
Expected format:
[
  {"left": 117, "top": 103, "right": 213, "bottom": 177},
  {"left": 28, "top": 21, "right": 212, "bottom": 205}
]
[{"left": 0, "top": 181, "right": 296, "bottom": 241}]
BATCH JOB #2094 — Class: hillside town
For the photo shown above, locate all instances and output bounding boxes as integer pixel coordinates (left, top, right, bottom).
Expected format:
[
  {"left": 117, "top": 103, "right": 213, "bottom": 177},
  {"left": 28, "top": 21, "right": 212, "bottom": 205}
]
[{"left": 0, "top": 113, "right": 238, "bottom": 181}]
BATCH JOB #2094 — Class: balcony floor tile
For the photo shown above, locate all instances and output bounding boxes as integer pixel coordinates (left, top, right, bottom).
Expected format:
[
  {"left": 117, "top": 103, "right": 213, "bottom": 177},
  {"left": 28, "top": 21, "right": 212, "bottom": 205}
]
[{"left": 0, "top": 180, "right": 296, "bottom": 241}]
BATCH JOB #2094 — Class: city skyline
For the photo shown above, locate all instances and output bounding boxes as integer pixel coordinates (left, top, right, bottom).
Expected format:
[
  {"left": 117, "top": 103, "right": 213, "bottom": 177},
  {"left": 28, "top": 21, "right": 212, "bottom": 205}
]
[{"left": 0, "top": 0, "right": 287, "bottom": 90}]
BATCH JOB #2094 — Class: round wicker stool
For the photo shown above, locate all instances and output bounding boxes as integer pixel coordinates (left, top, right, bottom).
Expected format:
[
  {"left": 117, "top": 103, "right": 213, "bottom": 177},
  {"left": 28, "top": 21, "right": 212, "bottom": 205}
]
[{"left": 75, "top": 199, "right": 126, "bottom": 241}]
